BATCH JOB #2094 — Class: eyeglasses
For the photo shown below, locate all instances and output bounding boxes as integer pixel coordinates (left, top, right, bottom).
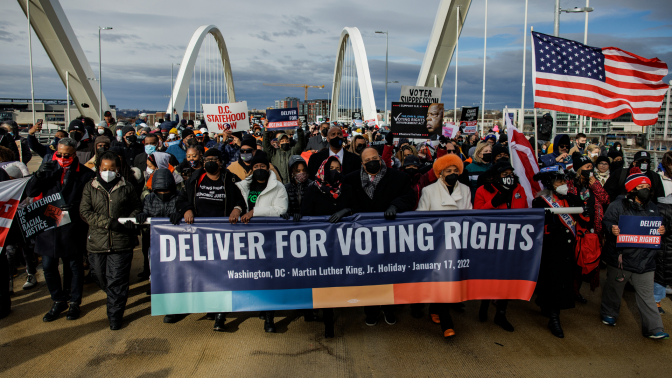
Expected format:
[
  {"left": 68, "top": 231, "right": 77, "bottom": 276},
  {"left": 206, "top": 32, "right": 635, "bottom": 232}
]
[{"left": 445, "top": 149, "right": 456, "bottom": 154}]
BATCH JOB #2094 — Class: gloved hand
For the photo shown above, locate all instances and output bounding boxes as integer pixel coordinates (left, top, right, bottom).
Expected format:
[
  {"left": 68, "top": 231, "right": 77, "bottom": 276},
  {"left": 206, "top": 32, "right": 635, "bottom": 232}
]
[
  {"left": 385, "top": 131, "right": 394, "bottom": 146},
  {"left": 292, "top": 213, "right": 303, "bottom": 222},
  {"left": 36, "top": 161, "right": 56, "bottom": 178},
  {"left": 384, "top": 205, "right": 398, "bottom": 220},
  {"left": 280, "top": 213, "right": 291, "bottom": 220},
  {"left": 123, "top": 220, "right": 137, "bottom": 230},
  {"left": 135, "top": 212, "right": 148, "bottom": 225},
  {"left": 169, "top": 212, "right": 182, "bottom": 225},
  {"left": 491, "top": 192, "right": 508, "bottom": 208},
  {"left": 329, "top": 208, "right": 351, "bottom": 223}
]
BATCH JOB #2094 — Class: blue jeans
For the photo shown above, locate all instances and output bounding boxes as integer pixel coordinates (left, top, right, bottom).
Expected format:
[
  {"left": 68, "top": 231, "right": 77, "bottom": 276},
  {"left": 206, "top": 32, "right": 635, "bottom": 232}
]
[
  {"left": 654, "top": 282, "right": 667, "bottom": 303},
  {"left": 42, "top": 255, "right": 83, "bottom": 305}
]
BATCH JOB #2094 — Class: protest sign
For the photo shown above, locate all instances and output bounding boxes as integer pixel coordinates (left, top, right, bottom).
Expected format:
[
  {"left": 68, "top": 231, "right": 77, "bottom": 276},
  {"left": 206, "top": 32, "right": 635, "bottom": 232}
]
[
  {"left": 460, "top": 106, "right": 479, "bottom": 128},
  {"left": 463, "top": 126, "right": 477, "bottom": 134},
  {"left": 202, "top": 102, "right": 250, "bottom": 133},
  {"left": 390, "top": 103, "right": 429, "bottom": 139},
  {"left": 399, "top": 86, "right": 442, "bottom": 104},
  {"left": 298, "top": 115, "right": 307, "bottom": 128},
  {"left": 352, "top": 111, "right": 362, "bottom": 123},
  {"left": 266, "top": 108, "right": 299, "bottom": 130},
  {"left": 617, "top": 216, "right": 663, "bottom": 249},
  {"left": 442, "top": 122, "right": 459, "bottom": 138},
  {"left": 17, "top": 192, "right": 71, "bottom": 240},
  {"left": 150, "top": 209, "right": 544, "bottom": 315},
  {"left": 0, "top": 177, "right": 30, "bottom": 255}
]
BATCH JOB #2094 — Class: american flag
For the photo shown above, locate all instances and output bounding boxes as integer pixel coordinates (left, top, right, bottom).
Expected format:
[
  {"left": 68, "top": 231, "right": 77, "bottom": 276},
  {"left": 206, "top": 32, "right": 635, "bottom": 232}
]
[{"left": 532, "top": 31, "right": 668, "bottom": 126}]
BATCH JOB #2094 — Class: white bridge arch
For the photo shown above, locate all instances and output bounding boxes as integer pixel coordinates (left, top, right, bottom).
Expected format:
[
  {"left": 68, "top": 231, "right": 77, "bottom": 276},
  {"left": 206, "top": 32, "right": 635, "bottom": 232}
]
[
  {"left": 167, "top": 25, "right": 236, "bottom": 116},
  {"left": 329, "top": 27, "right": 377, "bottom": 124}
]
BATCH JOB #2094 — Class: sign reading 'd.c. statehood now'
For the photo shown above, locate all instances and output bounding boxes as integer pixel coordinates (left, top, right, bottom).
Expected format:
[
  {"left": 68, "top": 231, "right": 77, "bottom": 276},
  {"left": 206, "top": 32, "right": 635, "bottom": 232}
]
[
  {"left": 202, "top": 102, "right": 250, "bottom": 133},
  {"left": 149, "top": 209, "right": 545, "bottom": 315}
]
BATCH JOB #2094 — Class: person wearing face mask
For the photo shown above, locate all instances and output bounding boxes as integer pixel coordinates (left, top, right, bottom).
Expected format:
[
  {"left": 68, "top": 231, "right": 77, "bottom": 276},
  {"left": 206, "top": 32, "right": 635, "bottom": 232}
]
[
  {"left": 177, "top": 146, "right": 203, "bottom": 182},
  {"left": 541, "top": 134, "right": 573, "bottom": 169},
  {"left": 1, "top": 121, "right": 30, "bottom": 164},
  {"left": 569, "top": 133, "right": 589, "bottom": 156},
  {"left": 462, "top": 142, "right": 492, "bottom": 202},
  {"left": 110, "top": 125, "right": 145, "bottom": 169},
  {"left": 604, "top": 150, "right": 665, "bottom": 203},
  {"left": 305, "top": 122, "right": 330, "bottom": 152},
  {"left": 263, "top": 121, "right": 306, "bottom": 185},
  {"left": 282, "top": 156, "right": 313, "bottom": 222},
  {"left": 473, "top": 161, "right": 528, "bottom": 332},
  {"left": 415, "top": 153, "right": 472, "bottom": 339},
  {"left": 219, "top": 130, "right": 243, "bottom": 167},
  {"left": 165, "top": 129, "right": 196, "bottom": 164},
  {"left": 654, "top": 151, "right": 672, "bottom": 313},
  {"left": 132, "top": 134, "right": 179, "bottom": 174},
  {"left": 567, "top": 155, "right": 610, "bottom": 304},
  {"left": 80, "top": 151, "right": 142, "bottom": 330},
  {"left": 27, "top": 123, "right": 68, "bottom": 157},
  {"left": 343, "top": 147, "right": 416, "bottom": 327},
  {"left": 308, "top": 126, "right": 360, "bottom": 181},
  {"left": 531, "top": 165, "right": 583, "bottom": 338},
  {"left": 607, "top": 149, "right": 624, "bottom": 172},
  {"left": 26, "top": 138, "right": 96, "bottom": 323},
  {"left": 585, "top": 145, "right": 600, "bottom": 164},
  {"left": 96, "top": 120, "right": 115, "bottom": 139},
  {"left": 601, "top": 168, "right": 669, "bottom": 340},
  {"left": 227, "top": 137, "right": 282, "bottom": 181},
  {"left": 594, "top": 156, "right": 611, "bottom": 187},
  {"left": 608, "top": 141, "right": 623, "bottom": 157},
  {"left": 349, "top": 135, "right": 368, "bottom": 157},
  {"left": 84, "top": 136, "right": 111, "bottom": 170},
  {"left": 62, "top": 119, "right": 96, "bottom": 164},
  {"left": 236, "top": 151, "right": 288, "bottom": 333}
]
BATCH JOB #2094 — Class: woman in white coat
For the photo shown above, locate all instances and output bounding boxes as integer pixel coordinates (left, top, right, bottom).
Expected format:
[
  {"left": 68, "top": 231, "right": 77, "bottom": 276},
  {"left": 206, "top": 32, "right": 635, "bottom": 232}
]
[
  {"left": 416, "top": 153, "right": 471, "bottom": 339},
  {"left": 235, "top": 151, "right": 288, "bottom": 333}
]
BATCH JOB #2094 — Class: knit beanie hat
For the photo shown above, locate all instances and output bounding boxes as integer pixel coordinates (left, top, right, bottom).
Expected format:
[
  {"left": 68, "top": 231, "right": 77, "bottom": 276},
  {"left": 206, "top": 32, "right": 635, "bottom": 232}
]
[{"left": 625, "top": 167, "right": 651, "bottom": 192}]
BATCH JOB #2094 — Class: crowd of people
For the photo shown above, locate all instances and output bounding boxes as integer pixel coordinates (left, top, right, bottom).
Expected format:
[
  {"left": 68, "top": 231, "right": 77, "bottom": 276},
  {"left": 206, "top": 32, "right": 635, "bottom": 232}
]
[{"left": 0, "top": 114, "right": 671, "bottom": 342}]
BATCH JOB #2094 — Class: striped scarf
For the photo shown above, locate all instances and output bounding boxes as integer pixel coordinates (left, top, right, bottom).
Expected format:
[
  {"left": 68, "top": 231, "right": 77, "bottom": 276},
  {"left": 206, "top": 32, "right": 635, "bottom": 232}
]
[{"left": 361, "top": 163, "right": 387, "bottom": 199}]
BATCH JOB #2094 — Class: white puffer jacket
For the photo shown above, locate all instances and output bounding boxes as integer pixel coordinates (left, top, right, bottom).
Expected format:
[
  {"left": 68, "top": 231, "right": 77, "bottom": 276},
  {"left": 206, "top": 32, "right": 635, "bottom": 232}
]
[
  {"left": 417, "top": 180, "right": 472, "bottom": 211},
  {"left": 236, "top": 170, "right": 289, "bottom": 217}
]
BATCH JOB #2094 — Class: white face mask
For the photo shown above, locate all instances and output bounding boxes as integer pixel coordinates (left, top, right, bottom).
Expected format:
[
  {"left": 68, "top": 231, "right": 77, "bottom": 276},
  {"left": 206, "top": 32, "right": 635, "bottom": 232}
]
[
  {"left": 168, "top": 134, "right": 176, "bottom": 140},
  {"left": 555, "top": 184, "right": 569, "bottom": 196},
  {"left": 590, "top": 152, "right": 598, "bottom": 158},
  {"left": 616, "top": 147, "right": 621, "bottom": 151},
  {"left": 146, "top": 167, "right": 154, "bottom": 175},
  {"left": 641, "top": 163, "right": 648, "bottom": 171},
  {"left": 100, "top": 170, "right": 117, "bottom": 183},
  {"left": 98, "top": 128, "right": 105, "bottom": 134}
]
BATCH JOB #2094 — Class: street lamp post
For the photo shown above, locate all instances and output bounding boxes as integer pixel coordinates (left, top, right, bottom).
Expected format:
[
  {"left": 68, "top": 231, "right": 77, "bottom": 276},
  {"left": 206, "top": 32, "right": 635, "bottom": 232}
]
[
  {"left": 99, "top": 27, "right": 112, "bottom": 124},
  {"left": 552, "top": 1, "right": 594, "bottom": 137},
  {"left": 375, "top": 31, "right": 388, "bottom": 124},
  {"left": 170, "top": 63, "right": 180, "bottom": 119}
]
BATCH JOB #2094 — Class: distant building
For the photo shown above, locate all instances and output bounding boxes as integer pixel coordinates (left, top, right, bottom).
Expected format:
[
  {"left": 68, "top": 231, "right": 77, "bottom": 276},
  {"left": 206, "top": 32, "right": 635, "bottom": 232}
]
[
  {"left": 274, "top": 97, "right": 301, "bottom": 110},
  {"left": 299, "top": 99, "right": 331, "bottom": 123},
  {"left": 0, "top": 98, "right": 116, "bottom": 130}
]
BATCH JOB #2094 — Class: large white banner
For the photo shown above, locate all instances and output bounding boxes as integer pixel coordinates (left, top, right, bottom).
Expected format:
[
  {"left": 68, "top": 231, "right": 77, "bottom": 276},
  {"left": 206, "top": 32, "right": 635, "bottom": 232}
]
[{"left": 202, "top": 102, "right": 250, "bottom": 133}]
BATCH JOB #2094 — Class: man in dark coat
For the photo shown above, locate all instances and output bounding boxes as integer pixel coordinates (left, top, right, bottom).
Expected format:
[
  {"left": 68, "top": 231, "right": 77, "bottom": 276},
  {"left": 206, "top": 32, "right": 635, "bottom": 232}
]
[
  {"left": 112, "top": 125, "right": 145, "bottom": 168},
  {"left": 304, "top": 122, "right": 330, "bottom": 152},
  {"left": 604, "top": 150, "right": 664, "bottom": 203},
  {"left": 26, "top": 137, "right": 96, "bottom": 322},
  {"left": 308, "top": 126, "right": 360, "bottom": 180},
  {"left": 540, "top": 134, "right": 572, "bottom": 169},
  {"left": 342, "top": 147, "right": 416, "bottom": 326},
  {"left": 1, "top": 121, "right": 31, "bottom": 164},
  {"left": 65, "top": 119, "right": 96, "bottom": 164}
]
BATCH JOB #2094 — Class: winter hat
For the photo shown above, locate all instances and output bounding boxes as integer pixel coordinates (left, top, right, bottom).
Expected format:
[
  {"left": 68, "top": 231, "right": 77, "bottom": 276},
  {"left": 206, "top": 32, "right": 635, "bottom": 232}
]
[
  {"left": 68, "top": 119, "right": 85, "bottom": 132},
  {"left": 491, "top": 143, "right": 509, "bottom": 159},
  {"left": 204, "top": 148, "right": 222, "bottom": 161},
  {"left": 249, "top": 150, "right": 269, "bottom": 167},
  {"left": 97, "top": 121, "right": 108, "bottom": 128},
  {"left": 398, "top": 138, "right": 410, "bottom": 146},
  {"left": 169, "top": 128, "right": 179, "bottom": 135},
  {"left": 94, "top": 136, "right": 111, "bottom": 146},
  {"left": 625, "top": 167, "right": 651, "bottom": 192},
  {"left": 595, "top": 156, "right": 610, "bottom": 167},
  {"left": 121, "top": 125, "right": 135, "bottom": 136},
  {"left": 181, "top": 129, "right": 194, "bottom": 139},
  {"left": 180, "top": 119, "right": 187, "bottom": 126},
  {"left": 241, "top": 137, "right": 257, "bottom": 149},
  {"left": 490, "top": 160, "right": 514, "bottom": 174},
  {"left": 403, "top": 155, "right": 420, "bottom": 168},
  {"left": 433, "top": 153, "right": 464, "bottom": 177},
  {"left": 573, "top": 155, "right": 592, "bottom": 171},
  {"left": 633, "top": 150, "right": 651, "bottom": 162}
]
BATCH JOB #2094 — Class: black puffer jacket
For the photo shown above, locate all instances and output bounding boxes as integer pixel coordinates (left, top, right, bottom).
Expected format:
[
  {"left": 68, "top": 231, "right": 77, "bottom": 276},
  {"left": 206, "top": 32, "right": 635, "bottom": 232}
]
[
  {"left": 284, "top": 155, "right": 312, "bottom": 214},
  {"left": 656, "top": 199, "right": 672, "bottom": 286},
  {"left": 602, "top": 195, "right": 660, "bottom": 273},
  {"left": 142, "top": 169, "right": 179, "bottom": 217},
  {"left": 80, "top": 177, "right": 142, "bottom": 253}
]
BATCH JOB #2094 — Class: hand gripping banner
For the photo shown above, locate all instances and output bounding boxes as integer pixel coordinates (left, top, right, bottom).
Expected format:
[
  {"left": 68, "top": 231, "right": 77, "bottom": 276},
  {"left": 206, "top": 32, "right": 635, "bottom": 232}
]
[{"left": 150, "top": 209, "right": 545, "bottom": 315}]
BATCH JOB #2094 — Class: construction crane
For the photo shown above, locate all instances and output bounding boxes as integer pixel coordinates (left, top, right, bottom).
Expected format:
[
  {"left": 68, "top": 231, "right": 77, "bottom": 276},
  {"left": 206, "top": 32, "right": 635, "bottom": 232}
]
[{"left": 263, "top": 83, "right": 325, "bottom": 101}]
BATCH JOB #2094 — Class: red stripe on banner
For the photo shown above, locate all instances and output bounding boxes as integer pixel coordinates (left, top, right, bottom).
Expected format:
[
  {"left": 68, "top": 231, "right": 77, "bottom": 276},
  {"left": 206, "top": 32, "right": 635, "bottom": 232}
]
[
  {"left": 603, "top": 47, "right": 669, "bottom": 69},
  {"left": 535, "top": 90, "right": 662, "bottom": 113},
  {"left": 535, "top": 78, "right": 666, "bottom": 102},
  {"left": 0, "top": 227, "right": 9, "bottom": 248},
  {"left": 604, "top": 65, "right": 665, "bottom": 82},
  {"left": 617, "top": 234, "right": 661, "bottom": 245},
  {"left": 393, "top": 280, "right": 538, "bottom": 303},
  {"left": 533, "top": 101, "right": 658, "bottom": 126},
  {"left": 0, "top": 199, "right": 20, "bottom": 220}
]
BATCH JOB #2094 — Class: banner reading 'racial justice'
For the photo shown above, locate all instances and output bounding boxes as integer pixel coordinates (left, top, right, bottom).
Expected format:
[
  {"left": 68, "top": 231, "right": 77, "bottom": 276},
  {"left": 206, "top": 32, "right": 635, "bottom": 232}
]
[{"left": 150, "top": 209, "right": 545, "bottom": 315}]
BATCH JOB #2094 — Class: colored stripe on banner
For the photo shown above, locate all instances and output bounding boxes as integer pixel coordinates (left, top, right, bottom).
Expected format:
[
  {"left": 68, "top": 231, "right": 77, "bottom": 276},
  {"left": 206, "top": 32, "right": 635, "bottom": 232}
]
[
  {"left": 151, "top": 291, "right": 233, "bottom": 315},
  {"left": 393, "top": 280, "right": 538, "bottom": 304}
]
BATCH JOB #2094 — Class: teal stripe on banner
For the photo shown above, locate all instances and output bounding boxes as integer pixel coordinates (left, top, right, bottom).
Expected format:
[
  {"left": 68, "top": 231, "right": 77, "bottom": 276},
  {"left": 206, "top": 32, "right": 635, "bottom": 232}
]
[
  {"left": 151, "top": 291, "right": 233, "bottom": 316},
  {"left": 232, "top": 289, "right": 313, "bottom": 312}
]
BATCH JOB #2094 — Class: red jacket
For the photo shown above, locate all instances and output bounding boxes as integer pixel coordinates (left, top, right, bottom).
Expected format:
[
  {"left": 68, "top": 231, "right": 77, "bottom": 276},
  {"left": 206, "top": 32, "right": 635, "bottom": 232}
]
[{"left": 474, "top": 183, "right": 528, "bottom": 210}]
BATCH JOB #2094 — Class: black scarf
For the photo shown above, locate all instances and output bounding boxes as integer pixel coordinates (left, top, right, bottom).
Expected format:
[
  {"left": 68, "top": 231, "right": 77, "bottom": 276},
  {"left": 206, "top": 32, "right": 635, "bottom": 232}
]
[{"left": 97, "top": 175, "right": 120, "bottom": 192}]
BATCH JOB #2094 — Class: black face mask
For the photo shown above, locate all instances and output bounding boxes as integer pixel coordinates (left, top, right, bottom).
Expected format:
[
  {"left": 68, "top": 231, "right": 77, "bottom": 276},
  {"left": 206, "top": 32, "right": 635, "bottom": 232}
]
[
  {"left": 329, "top": 137, "right": 343, "bottom": 149},
  {"left": 364, "top": 160, "right": 381, "bottom": 174},
  {"left": 321, "top": 129, "right": 328, "bottom": 137},
  {"left": 280, "top": 143, "right": 290, "bottom": 151},
  {"left": 253, "top": 169, "right": 270, "bottom": 182},
  {"left": 580, "top": 170, "right": 592, "bottom": 179},
  {"left": 500, "top": 175, "right": 515, "bottom": 189},
  {"left": 445, "top": 173, "right": 459, "bottom": 186},
  {"left": 405, "top": 168, "right": 418, "bottom": 177},
  {"left": 125, "top": 135, "right": 137, "bottom": 144},
  {"left": 70, "top": 131, "right": 82, "bottom": 142},
  {"left": 579, "top": 142, "right": 586, "bottom": 149},
  {"left": 636, "top": 188, "right": 651, "bottom": 203},
  {"left": 327, "top": 169, "right": 342, "bottom": 184},
  {"left": 355, "top": 144, "right": 366, "bottom": 154},
  {"left": 97, "top": 147, "right": 108, "bottom": 155},
  {"left": 156, "top": 191, "right": 175, "bottom": 202},
  {"left": 481, "top": 153, "right": 492, "bottom": 163},
  {"left": 204, "top": 161, "right": 219, "bottom": 174}
]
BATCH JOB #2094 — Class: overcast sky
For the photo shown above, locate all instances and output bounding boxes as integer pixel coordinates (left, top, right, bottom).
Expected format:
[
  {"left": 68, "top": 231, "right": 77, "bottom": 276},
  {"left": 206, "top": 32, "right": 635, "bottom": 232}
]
[{"left": 1, "top": 0, "right": 670, "bottom": 113}]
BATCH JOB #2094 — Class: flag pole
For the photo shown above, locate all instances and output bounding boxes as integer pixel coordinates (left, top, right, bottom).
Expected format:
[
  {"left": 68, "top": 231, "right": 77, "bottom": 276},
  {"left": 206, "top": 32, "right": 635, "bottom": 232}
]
[
  {"left": 531, "top": 25, "right": 538, "bottom": 160},
  {"left": 480, "top": 0, "right": 488, "bottom": 136},
  {"left": 454, "top": 6, "right": 460, "bottom": 123},
  {"left": 520, "top": 0, "right": 528, "bottom": 129}
]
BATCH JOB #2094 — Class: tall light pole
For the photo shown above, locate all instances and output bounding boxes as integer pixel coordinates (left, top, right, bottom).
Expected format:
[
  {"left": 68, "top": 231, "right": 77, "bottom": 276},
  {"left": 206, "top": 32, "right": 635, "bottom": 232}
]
[
  {"left": 98, "top": 27, "right": 112, "bottom": 123},
  {"left": 552, "top": 1, "right": 594, "bottom": 136},
  {"left": 170, "top": 63, "right": 180, "bottom": 118},
  {"left": 375, "top": 31, "right": 388, "bottom": 124},
  {"left": 27, "top": 0, "right": 35, "bottom": 125}
]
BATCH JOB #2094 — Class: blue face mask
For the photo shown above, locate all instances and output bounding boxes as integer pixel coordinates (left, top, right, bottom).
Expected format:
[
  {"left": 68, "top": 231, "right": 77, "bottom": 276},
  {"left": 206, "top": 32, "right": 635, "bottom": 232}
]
[
  {"left": 145, "top": 145, "right": 157, "bottom": 155},
  {"left": 52, "top": 137, "right": 60, "bottom": 146},
  {"left": 116, "top": 130, "right": 122, "bottom": 137}
]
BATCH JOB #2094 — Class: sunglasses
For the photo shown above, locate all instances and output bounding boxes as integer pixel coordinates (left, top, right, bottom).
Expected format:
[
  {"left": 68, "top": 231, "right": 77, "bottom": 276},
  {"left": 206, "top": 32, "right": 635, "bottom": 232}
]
[
  {"left": 445, "top": 149, "right": 457, "bottom": 154},
  {"left": 55, "top": 153, "right": 73, "bottom": 158}
]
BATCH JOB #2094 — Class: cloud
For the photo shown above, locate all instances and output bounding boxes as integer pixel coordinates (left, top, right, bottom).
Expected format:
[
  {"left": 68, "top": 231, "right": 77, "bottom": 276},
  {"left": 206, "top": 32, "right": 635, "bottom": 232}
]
[
  {"left": 97, "top": 33, "right": 140, "bottom": 43},
  {"left": 295, "top": 43, "right": 306, "bottom": 49}
]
